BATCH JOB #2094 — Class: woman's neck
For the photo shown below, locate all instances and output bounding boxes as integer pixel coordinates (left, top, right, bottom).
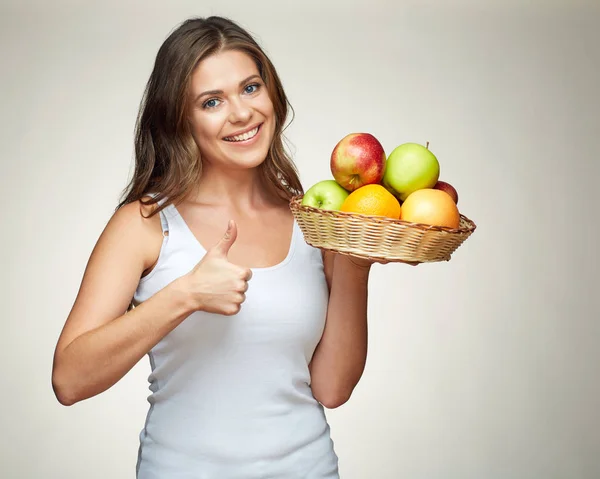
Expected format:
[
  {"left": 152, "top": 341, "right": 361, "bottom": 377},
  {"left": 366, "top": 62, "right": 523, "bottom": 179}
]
[{"left": 185, "top": 164, "right": 283, "bottom": 212}]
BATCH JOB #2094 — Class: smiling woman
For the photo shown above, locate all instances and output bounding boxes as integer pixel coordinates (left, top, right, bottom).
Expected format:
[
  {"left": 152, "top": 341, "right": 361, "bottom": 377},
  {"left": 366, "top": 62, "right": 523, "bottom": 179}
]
[
  {"left": 187, "top": 51, "right": 276, "bottom": 172},
  {"left": 51, "top": 15, "right": 374, "bottom": 479},
  {"left": 117, "top": 16, "right": 303, "bottom": 212}
]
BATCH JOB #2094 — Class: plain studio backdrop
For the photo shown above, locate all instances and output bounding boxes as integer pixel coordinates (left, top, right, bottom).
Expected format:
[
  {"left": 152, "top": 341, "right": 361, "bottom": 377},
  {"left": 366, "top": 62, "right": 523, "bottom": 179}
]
[{"left": 1, "top": 0, "right": 599, "bottom": 478}]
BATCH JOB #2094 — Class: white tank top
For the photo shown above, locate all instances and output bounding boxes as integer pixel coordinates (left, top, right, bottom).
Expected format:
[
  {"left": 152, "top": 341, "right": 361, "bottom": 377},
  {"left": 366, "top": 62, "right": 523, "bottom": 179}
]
[{"left": 133, "top": 200, "right": 339, "bottom": 478}]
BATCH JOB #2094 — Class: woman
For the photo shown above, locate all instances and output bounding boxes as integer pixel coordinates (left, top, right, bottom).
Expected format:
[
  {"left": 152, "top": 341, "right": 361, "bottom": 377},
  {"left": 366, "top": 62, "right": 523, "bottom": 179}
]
[{"left": 52, "top": 16, "right": 376, "bottom": 478}]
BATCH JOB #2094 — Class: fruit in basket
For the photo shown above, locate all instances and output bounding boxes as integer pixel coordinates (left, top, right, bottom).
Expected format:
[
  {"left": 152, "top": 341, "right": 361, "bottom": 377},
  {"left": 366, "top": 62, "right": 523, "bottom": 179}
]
[
  {"left": 340, "top": 184, "right": 401, "bottom": 219},
  {"left": 330, "top": 133, "right": 386, "bottom": 192},
  {"left": 382, "top": 181, "right": 403, "bottom": 202},
  {"left": 400, "top": 188, "right": 460, "bottom": 228},
  {"left": 434, "top": 180, "right": 459, "bottom": 204},
  {"left": 302, "top": 180, "right": 350, "bottom": 210},
  {"left": 382, "top": 142, "right": 440, "bottom": 201}
]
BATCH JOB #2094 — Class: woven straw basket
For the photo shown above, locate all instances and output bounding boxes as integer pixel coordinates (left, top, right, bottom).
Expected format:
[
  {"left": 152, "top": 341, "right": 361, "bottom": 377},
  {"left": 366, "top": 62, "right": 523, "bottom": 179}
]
[{"left": 290, "top": 194, "right": 476, "bottom": 263}]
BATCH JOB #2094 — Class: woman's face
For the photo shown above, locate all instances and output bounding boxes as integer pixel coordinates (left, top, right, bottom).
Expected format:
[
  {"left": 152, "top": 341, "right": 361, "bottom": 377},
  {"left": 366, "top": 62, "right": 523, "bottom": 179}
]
[{"left": 188, "top": 49, "right": 276, "bottom": 171}]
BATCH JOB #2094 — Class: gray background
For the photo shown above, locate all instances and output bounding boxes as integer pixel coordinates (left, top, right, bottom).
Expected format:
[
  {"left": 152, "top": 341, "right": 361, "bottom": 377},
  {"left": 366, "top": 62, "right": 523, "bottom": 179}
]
[{"left": 1, "top": 0, "right": 599, "bottom": 477}]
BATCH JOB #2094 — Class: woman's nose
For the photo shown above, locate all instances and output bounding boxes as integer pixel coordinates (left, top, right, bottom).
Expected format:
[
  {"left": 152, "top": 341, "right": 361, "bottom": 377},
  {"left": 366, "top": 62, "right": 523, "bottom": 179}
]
[{"left": 229, "top": 98, "right": 252, "bottom": 123}]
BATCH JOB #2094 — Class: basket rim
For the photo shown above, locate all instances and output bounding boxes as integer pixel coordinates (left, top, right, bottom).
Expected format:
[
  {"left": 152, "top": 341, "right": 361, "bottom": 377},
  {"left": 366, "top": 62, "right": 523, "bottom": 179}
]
[{"left": 290, "top": 194, "right": 476, "bottom": 234}]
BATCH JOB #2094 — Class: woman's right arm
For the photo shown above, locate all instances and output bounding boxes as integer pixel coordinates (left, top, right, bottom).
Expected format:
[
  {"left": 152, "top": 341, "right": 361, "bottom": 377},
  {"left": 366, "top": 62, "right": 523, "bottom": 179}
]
[
  {"left": 51, "top": 201, "right": 193, "bottom": 406},
  {"left": 51, "top": 204, "right": 251, "bottom": 406}
]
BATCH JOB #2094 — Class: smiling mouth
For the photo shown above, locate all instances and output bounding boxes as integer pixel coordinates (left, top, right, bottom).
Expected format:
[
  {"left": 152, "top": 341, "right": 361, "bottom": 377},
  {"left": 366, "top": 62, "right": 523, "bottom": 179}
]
[{"left": 223, "top": 124, "right": 262, "bottom": 142}]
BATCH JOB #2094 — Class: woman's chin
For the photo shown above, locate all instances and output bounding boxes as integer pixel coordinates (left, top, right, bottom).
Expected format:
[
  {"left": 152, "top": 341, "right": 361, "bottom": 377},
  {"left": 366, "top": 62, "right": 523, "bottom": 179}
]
[
  {"left": 215, "top": 150, "right": 269, "bottom": 171},
  {"left": 221, "top": 144, "right": 271, "bottom": 169}
]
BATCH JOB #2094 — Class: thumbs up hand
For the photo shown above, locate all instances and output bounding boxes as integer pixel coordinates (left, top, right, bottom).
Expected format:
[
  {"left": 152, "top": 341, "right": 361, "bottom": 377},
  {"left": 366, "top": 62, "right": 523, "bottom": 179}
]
[{"left": 181, "top": 220, "right": 252, "bottom": 316}]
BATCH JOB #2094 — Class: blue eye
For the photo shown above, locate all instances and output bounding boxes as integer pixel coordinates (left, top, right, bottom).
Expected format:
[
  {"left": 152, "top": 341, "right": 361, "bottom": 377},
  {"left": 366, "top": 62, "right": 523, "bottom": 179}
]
[
  {"left": 244, "top": 83, "right": 260, "bottom": 94},
  {"left": 203, "top": 98, "right": 220, "bottom": 109}
]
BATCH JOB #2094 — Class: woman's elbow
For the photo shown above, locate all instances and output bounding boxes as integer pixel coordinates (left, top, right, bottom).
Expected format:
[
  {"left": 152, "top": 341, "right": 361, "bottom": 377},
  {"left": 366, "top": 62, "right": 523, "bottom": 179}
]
[
  {"left": 51, "top": 361, "right": 81, "bottom": 406},
  {"left": 52, "top": 381, "right": 76, "bottom": 406},
  {"left": 321, "top": 396, "right": 349, "bottom": 409},
  {"left": 314, "top": 387, "right": 353, "bottom": 409}
]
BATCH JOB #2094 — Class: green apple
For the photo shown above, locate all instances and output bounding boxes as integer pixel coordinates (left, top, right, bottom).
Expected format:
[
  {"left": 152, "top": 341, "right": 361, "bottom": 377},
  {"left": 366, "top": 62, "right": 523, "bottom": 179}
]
[
  {"left": 302, "top": 180, "right": 349, "bottom": 210},
  {"left": 383, "top": 143, "right": 440, "bottom": 201}
]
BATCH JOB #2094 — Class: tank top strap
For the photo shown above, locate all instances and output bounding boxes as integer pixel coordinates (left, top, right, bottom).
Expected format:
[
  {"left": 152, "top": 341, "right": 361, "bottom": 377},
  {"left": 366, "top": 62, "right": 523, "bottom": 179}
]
[
  {"left": 144, "top": 192, "right": 171, "bottom": 236},
  {"left": 157, "top": 206, "right": 170, "bottom": 236},
  {"left": 291, "top": 219, "right": 325, "bottom": 267}
]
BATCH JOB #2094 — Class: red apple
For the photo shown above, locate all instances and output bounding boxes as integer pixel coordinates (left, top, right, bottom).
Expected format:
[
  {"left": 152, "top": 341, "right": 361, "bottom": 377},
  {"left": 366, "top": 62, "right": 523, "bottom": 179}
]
[
  {"left": 330, "top": 133, "right": 386, "bottom": 191},
  {"left": 434, "top": 180, "right": 459, "bottom": 204}
]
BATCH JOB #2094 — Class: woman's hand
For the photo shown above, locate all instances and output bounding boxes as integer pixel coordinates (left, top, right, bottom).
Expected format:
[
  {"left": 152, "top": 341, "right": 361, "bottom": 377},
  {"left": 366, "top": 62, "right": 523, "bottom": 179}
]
[{"left": 180, "top": 220, "right": 252, "bottom": 316}]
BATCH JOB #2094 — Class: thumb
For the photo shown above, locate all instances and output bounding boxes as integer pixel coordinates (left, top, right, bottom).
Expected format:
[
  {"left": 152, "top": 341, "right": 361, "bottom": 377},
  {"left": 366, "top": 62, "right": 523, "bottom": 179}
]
[{"left": 211, "top": 220, "right": 237, "bottom": 258}]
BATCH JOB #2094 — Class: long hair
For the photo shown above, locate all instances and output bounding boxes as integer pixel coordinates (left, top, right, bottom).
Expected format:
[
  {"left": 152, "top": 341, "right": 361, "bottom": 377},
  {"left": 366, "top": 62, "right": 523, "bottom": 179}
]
[{"left": 116, "top": 16, "right": 303, "bottom": 216}]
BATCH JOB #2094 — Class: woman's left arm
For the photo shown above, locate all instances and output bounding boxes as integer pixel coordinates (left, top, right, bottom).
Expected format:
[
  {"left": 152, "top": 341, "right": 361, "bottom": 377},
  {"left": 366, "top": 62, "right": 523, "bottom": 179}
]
[{"left": 309, "top": 251, "right": 373, "bottom": 409}]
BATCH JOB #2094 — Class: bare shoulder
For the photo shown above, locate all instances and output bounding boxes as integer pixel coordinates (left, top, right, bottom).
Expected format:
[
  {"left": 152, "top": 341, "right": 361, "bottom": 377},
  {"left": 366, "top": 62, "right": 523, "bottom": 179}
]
[
  {"left": 82, "top": 195, "right": 165, "bottom": 296},
  {"left": 112, "top": 197, "right": 164, "bottom": 274},
  {"left": 111, "top": 197, "right": 161, "bottom": 232},
  {"left": 54, "top": 197, "right": 164, "bottom": 355}
]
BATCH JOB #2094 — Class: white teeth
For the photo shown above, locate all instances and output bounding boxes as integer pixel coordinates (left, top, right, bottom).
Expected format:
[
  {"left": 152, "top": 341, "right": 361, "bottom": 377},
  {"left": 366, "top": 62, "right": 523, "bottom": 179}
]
[{"left": 225, "top": 126, "right": 259, "bottom": 142}]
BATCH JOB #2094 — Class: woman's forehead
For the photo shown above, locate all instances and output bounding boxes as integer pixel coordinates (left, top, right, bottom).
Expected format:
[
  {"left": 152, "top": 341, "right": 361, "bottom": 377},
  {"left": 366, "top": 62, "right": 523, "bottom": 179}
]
[{"left": 191, "top": 50, "right": 259, "bottom": 94}]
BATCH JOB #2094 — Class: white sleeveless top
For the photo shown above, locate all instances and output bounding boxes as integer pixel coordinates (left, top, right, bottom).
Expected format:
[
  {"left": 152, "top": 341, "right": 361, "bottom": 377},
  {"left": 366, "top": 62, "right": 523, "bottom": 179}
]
[{"left": 133, "top": 201, "right": 339, "bottom": 478}]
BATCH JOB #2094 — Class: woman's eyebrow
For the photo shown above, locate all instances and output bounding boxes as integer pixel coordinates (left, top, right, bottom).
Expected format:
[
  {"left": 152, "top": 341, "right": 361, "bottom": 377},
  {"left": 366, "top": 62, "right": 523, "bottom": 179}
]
[{"left": 194, "top": 74, "right": 261, "bottom": 102}]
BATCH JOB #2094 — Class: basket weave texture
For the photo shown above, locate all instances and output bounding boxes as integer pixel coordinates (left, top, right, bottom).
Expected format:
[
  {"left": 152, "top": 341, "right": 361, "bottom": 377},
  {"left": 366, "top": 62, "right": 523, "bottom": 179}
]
[{"left": 290, "top": 194, "right": 476, "bottom": 263}]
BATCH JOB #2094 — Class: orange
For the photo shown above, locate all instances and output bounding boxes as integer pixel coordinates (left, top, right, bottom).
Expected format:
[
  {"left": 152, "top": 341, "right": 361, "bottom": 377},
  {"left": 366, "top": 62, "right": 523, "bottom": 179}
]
[
  {"left": 401, "top": 188, "right": 460, "bottom": 228},
  {"left": 340, "top": 184, "right": 401, "bottom": 219}
]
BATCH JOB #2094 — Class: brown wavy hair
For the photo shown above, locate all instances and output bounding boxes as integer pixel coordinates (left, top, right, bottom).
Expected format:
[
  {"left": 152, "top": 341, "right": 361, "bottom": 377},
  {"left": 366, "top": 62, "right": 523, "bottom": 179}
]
[{"left": 116, "top": 16, "right": 303, "bottom": 216}]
